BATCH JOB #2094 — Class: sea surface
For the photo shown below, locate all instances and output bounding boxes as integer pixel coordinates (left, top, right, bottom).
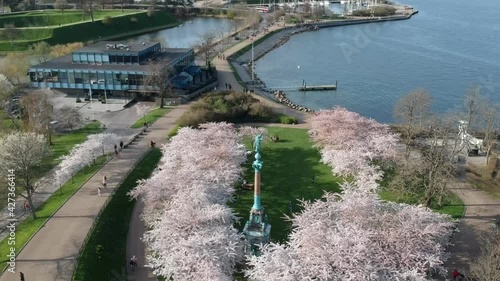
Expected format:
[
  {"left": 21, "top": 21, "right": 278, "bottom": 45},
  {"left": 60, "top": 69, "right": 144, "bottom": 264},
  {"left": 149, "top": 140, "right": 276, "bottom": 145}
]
[{"left": 254, "top": 0, "right": 500, "bottom": 122}]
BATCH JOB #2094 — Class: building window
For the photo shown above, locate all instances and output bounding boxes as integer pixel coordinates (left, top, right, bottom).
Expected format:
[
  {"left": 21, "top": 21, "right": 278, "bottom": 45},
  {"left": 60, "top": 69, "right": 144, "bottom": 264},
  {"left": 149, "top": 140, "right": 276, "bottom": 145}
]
[
  {"left": 59, "top": 70, "right": 68, "bottom": 83},
  {"left": 109, "top": 55, "right": 116, "bottom": 63},
  {"left": 75, "top": 71, "right": 83, "bottom": 84},
  {"left": 29, "top": 71, "right": 36, "bottom": 82},
  {"left": 82, "top": 72, "right": 90, "bottom": 84},
  {"left": 105, "top": 71, "right": 113, "bottom": 85},
  {"left": 102, "top": 55, "right": 109, "bottom": 63},
  {"left": 95, "top": 54, "right": 102, "bottom": 63},
  {"left": 117, "top": 55, "right": 124, "bottom": 64},
  {"left": 124, "top": 55, "right": 131, "bottom": 64},
  {"left": 89, "top": 72, "right": 97, "bottom": 84},
  {"left": 132, "top": 56, "right": 138, "bottom": 64},
  {"left": 88, "top": 53, "right": 95, "bottom": 63},
  {"left": 68, "top": 71, "right": 75, "bottom": 84},
  {"left": 80, "top": 53, "right": 88, "bottom": 63},
  {"left": 72, "top": 53, "right": 80, "bottom": 63}
]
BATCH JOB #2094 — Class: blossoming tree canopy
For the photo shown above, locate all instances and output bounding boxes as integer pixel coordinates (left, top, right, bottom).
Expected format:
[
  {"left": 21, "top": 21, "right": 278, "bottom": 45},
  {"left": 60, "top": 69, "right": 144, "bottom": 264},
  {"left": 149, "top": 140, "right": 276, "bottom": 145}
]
[
  {"left": 309, "top": 107, "right": 399, "bottom": 191},
  {"left": 245, "top": 183, "right": 454, "bottom": 281},
  {"left": 129, "top": 122, "right": 247, "bottom": 280}
]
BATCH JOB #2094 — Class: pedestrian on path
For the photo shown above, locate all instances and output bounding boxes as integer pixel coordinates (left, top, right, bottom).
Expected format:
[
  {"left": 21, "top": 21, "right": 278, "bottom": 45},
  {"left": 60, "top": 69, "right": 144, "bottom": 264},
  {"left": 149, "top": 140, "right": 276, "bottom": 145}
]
[
  {"left": 23, "top": 201, "right": 29, "bottom": 212},
  {"left": 103, "top": 175, "right": 107, "bottom": 188},
  {"left": 98, "top": 187, "right": 101, "bottom": 196},
  {"left": 114, "top": 144, "right": 117, "bottom": 151},
  {"left": 130, "top": 255, "right": 138, "bottom": 271},
  {"left": 115, "top": 148, "right": 120, "bottom": 157},
  {"left": 20, "top": 272, "right": 25, "bottom": 281},
  {"left": 120, "top": 141, "right": 124, "bottom": 150}
]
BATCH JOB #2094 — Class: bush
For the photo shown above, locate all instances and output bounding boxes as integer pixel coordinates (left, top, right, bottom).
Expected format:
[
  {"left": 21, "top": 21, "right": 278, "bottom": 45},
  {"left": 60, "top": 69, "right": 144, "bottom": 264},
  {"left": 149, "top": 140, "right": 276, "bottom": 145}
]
[
  {"left": 177, "top": 91, "right": 275, "bottom": 127},
  {"left": 168, "top": 124, "right": 180, "bottom": 138},
  {"left": 102, "top": 16, "right": 112, "bottom": 25},
  {"left": 277, "top": 115, "right": 297, "bottom": 124}
]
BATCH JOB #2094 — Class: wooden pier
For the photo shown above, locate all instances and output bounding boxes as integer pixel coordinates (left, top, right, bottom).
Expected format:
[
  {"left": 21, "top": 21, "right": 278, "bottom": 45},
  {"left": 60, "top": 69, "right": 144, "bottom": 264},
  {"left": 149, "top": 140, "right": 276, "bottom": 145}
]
[{"left": 298, "top": 84, "right": 337, "bottom": 91}]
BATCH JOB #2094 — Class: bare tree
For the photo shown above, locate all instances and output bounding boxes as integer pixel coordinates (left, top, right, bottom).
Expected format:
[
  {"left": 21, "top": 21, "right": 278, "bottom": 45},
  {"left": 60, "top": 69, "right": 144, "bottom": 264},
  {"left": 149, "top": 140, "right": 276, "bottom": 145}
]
[
  {"left": 393, "top": 89, "right": 432, "bottom": 158},
  {"left": 196, "top": 31, "right": 217, "bottom": 67},
  {"left": 0, "top": 52, "right": 29, "bottom": 85},
  {"left": 468, "top": 231, "right": 500, "bottom": 281},
  {"left": 389, "top": 114, "right": 460, "bottom": 207},
  {"left": 54, "top": 0, "right": 68, "bottom": 13},
  {"left": 2, "top": 24, "right": 20, "bottom": 45},
  {"left": 0, "top": 132, "right": 51, "bottom": 219},
  {"left": 143, "top": 61, "right": 174, "bottom": 109},
  {"left": 56, "top": 105, "right": 82, "bottom": 131},
  {"left": 29, "top": 41, "right": 52, "bottom": 64},
  {"left": 463, "top": 85, "right": 481, "bottom": 128},
  {"left": 478, "top": 100, "right": 499, "bottom": 164},
  {"left": 19, "top": 90, "right": 55, "bottom": 144}
]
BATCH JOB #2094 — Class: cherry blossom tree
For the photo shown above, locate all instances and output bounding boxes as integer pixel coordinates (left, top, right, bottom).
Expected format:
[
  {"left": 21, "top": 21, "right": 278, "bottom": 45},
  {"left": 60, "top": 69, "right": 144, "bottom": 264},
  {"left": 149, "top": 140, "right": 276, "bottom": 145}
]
[
  {"left": 245, "top": 183, "right": 454, "bottom": 281},
  {"left": 309, "top": 107, "right": 399, "bottom": 191},
  {"left": 135, "top": 103, "right": 151, "bottom": 124},
  {"left": 0, "top": 132, "right": 51, "bottom": 219},
  {"left": 130, "top": 122, "right": 247, "bottom": 280}
]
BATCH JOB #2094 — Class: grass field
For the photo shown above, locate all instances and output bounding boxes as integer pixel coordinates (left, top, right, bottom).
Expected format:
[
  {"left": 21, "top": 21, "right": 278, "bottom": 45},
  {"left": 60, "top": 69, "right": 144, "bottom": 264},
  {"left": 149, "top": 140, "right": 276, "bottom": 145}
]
[
  {"left": 0, "top": 156, "right": 108, "bottom": 266},
  {"left": 0, "top": 10, "right": 138, "bottom": 27},
  {"left": 230, "top": 127, "right": 343, "bottom": 243},
  {"left": 73, "top": 148, "right": 162, "bottom": 281},
  {"left": 0, "top": 11, "right": 178, "bottom": 51},
  {"left": 130, "top": 107, "right": 171, "bottom": 129}
]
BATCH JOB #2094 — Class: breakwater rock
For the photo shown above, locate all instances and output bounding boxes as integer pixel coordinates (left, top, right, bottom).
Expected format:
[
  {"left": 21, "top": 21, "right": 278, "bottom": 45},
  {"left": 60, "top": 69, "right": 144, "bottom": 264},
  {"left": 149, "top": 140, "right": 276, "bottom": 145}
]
[{"left": 274, "top": 90, "right": 314, "bottom": 113}]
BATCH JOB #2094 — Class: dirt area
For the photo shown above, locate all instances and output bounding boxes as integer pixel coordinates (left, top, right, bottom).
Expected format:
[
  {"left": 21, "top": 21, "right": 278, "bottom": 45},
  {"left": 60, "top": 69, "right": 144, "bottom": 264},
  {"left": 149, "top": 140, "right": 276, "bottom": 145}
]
[{"left": 465, "top": 154, "right": 500, "bottom": 199}]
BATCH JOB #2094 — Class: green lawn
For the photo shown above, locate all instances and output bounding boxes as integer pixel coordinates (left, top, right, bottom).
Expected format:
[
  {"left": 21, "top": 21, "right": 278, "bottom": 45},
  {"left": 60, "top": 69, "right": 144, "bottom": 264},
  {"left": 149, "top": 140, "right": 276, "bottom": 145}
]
[
  {"left": 379, "top": 189, "right": 465, "bottom": 219},
  {"left": 0, "top": 156, "right": 108, "bottom": 267},
  {"left": 0, "top": 10, "right": 139, "bottom": 27},
  {"left": 73, "top": 149, "right": 162, "bottom": 281},
  {"left": 130, "top": 107, "right": 171, "bottom": 129},
  {"left": 230, "top": 127, "right": 343, "bottom": 243}
]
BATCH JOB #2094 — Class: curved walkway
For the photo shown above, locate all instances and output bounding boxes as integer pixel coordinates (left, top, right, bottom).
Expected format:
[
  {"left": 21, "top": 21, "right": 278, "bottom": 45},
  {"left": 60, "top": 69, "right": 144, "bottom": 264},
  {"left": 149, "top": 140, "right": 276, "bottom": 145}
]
[{"left": 0, "top": 106, "right": 188, "bottom": 281}]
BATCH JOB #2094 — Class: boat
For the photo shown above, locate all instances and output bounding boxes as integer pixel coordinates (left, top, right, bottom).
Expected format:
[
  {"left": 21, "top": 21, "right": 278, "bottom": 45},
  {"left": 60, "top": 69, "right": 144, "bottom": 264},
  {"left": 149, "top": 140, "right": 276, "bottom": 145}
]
[{"left": 340, "top": 0, "right": 348, "bottom": 4}]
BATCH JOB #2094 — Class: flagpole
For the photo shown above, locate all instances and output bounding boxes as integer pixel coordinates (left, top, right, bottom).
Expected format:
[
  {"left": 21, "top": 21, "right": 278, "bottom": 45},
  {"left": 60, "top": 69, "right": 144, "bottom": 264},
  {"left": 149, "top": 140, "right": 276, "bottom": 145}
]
[{"left": 89, "top": 85, "right": 95, "bottom": 121}]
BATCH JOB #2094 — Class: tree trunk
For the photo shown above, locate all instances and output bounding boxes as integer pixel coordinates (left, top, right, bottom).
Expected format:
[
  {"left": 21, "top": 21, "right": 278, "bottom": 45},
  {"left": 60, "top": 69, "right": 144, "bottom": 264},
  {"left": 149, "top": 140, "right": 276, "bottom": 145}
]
[
  {"left": 160, "top": 93, "right": 164, "bottom": 109},
  {"left": 121, "top": 2, "right": 124, "bottom": 13},
  {"left": 27, "top": 193, "right": 37, "bottom": 219},
  {"left": 90, "top": 10, "right": 95, "bottom": 22}
]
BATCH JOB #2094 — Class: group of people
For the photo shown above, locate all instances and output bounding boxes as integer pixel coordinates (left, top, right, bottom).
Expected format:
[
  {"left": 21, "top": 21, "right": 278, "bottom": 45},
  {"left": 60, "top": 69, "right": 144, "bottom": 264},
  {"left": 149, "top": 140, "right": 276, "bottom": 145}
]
[
  {"left": 224, "top": 83, "right": 233, "bottom": 90},
  {"left": 217, "top": 53, "right": 226, "bottom": 60},
  {"left": 114, "top": 141, "right": 124, "bottom": 157},
  {"left": 274, "top": 91, "right": 314, "bottom": 113}
]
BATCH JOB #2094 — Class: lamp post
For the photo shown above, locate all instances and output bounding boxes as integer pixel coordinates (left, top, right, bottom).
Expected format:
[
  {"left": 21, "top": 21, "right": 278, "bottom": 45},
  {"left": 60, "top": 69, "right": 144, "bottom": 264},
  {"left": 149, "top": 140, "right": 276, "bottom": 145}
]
[
  {"left": 89, "top": 85, "right": 95, "bottom": 121},
  {"left": 251, "top": 38, "right": 255, "bottom": 82},
  {"left": 104, "top": 87, "right": 109, "bottom": 112},
  {"left": 48, "top": 120, "right": 58, "bottom": 145}
]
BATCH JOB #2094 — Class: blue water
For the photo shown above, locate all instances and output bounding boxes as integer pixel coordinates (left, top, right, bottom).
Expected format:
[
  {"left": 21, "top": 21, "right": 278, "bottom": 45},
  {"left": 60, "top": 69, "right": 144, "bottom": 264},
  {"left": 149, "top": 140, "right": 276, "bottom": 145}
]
[
  {"left": 255, "top": 0, "right": 500, "bottom": 122},
  {"left": 128, "top": 17, "right": 236, "bottom": 48}
]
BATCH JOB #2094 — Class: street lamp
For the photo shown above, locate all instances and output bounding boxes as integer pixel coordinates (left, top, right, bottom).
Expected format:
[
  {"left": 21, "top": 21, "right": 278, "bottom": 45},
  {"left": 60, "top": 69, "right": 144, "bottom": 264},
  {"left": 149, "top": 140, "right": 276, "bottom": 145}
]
[{"left": 48, "top": 120, "right": 58, "bottom": 145}]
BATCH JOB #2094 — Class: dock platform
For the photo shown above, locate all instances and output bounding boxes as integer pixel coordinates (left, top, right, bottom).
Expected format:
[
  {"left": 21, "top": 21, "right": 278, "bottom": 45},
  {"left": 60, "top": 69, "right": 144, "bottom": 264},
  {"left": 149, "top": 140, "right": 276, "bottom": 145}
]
[{"left": 298, "top": 85, "right": 337, "bottom": 91}]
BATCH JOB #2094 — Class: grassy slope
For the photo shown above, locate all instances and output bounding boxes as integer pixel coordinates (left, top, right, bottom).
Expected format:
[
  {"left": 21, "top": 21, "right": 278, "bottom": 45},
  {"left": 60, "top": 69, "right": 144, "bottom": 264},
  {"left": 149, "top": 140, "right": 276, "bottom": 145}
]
[
  {"left": 130, "top": 107, "right": 171, "bottom": 129},
  {"left": 73, "top": 149, "right": 162, "bottom": 281},
  {"left": 0, "top": 10, "right": 138, "bottom": 27},
  {"left": 230, "top": 127, "right": 342, "bottom": 243},
  {"left": 0, "top": 11, "right": 178, "bottom": 51},
  {"left": 0, "top": 156, "right": 107, "bottom": 265}
]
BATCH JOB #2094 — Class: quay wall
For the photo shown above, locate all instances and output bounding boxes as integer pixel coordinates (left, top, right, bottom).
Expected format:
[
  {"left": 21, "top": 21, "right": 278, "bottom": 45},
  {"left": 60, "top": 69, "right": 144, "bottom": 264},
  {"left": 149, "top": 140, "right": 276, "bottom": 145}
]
[{"left": 229, "top": 12, "right": 418, "bottom": 114}]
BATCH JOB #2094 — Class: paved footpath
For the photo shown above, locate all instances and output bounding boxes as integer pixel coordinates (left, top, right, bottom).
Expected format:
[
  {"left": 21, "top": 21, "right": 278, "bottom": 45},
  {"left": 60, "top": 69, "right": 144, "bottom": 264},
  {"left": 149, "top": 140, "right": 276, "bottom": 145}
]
[
  {"left": 443, "top": 177, "right": 500, "bottom": 278},
  {"left": 0, "top": 105, "right": 189, "bottom": 281}
]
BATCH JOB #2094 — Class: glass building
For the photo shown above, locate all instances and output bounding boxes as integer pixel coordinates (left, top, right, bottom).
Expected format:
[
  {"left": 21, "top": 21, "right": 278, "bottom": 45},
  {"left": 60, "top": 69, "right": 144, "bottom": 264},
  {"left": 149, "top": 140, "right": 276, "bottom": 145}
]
[{"left": 28, "top": 41, "right": 195, "bottom": 93}]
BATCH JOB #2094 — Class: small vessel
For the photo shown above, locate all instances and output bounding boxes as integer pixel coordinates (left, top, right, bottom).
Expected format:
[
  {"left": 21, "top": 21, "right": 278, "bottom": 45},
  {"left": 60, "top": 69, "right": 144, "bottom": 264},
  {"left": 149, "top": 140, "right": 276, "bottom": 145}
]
[{"left": 340, "top": 0, "right": 348, "bottom": 4}]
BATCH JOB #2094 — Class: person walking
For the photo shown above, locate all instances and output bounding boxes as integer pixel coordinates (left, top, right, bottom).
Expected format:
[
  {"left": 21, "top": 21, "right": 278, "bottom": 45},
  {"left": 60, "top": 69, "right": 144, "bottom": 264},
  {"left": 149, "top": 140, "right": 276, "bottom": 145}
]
[
  {"left": 114, "top": 148, "right": 119, "bottom": 157},
  {"left": 23, "top": 201, "right": 29, "bottom": 212},
  {"left": 19, "top": 272, "right": 25, "bottom": 281},
  {"left": 452, "top": 269, "right": 460, "bottom": 280},
  {"left": 102, "top": 175, "right": 107, "bottom": 188},
  {"left": 97, "top": 186, "right": 101, "bottom": 196},
  {"left": 130, "top": 255, "right": 138, "bottom": 271},
  {"left": 119, "top": 141, "right": 124, "bottom": 150},
  {"left": 114, "top": 144, "right": 117, "bottom": 151}
]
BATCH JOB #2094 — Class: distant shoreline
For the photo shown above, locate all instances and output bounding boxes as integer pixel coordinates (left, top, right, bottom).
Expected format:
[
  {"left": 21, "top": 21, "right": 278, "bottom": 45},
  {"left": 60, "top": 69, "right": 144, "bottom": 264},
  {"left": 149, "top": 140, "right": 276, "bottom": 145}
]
[{"left": 228, "top": 10, "right": 418, "bottom": 112}]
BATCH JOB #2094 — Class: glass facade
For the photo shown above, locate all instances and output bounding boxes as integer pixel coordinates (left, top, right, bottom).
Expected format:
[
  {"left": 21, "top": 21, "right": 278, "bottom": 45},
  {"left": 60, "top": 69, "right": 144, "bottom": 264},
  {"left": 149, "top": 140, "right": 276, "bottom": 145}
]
[
  {"left": 28, "top": 69, "right": 146, "bottom": 90},
  {"left": 28, "top": 42, "right": 194, "bottom": 91}
]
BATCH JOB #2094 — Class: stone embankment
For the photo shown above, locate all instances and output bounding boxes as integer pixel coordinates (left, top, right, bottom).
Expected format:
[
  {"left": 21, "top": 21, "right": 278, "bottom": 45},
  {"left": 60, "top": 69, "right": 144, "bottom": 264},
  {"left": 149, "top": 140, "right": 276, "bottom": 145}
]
[{"left": 274, "top": 90, "right": 314, "bottom": 113}]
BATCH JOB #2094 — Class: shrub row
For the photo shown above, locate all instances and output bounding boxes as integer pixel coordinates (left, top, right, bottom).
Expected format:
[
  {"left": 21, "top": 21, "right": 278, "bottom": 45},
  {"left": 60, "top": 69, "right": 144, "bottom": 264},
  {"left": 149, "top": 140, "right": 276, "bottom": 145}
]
[
  {"left": 176, "top": 91, "right": 276, "bottom": 127},
  {"left": 352, "top": 6, "right": 396, "bottom": 17}
]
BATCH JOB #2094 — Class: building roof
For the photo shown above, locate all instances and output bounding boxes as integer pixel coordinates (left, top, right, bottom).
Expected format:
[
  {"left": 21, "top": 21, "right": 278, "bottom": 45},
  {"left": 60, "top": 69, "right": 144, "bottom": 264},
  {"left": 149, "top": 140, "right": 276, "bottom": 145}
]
[
  {"left": 29, "top": 48, "right": 193, "bottom": 73},
  {"left": 76, "top": 41, "right": 159, "bottom": 54}
]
